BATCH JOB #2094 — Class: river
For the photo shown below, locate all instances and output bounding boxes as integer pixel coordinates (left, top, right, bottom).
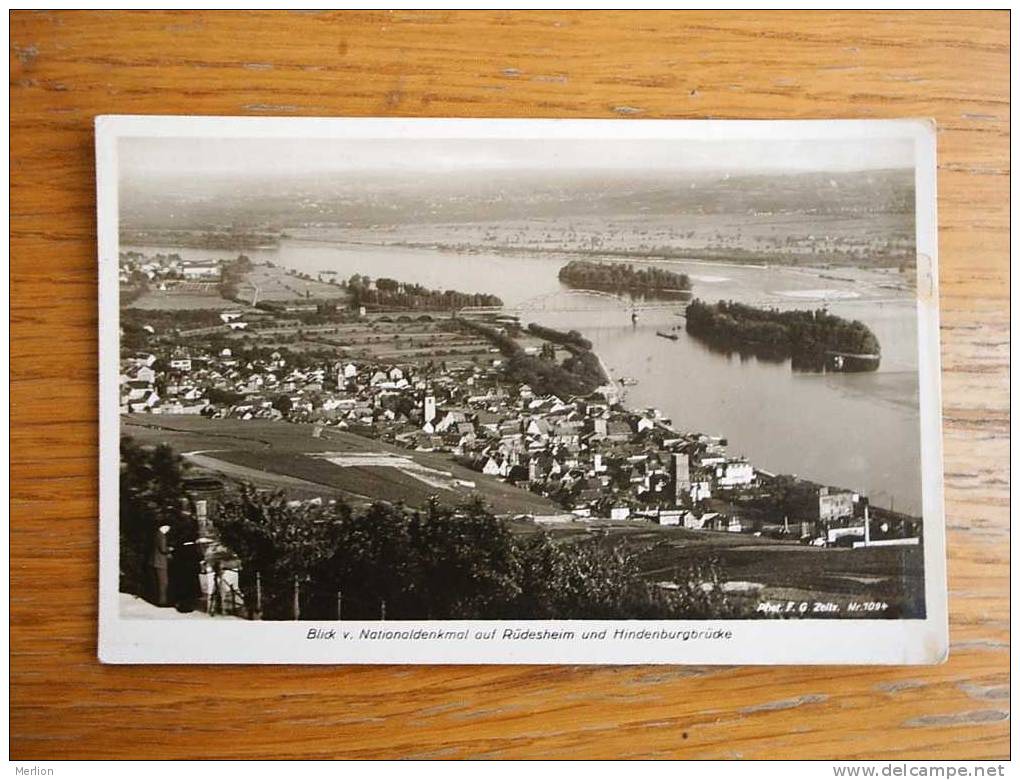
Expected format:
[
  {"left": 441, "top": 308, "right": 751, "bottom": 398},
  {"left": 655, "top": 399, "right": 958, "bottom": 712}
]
[{"left": 125, "top": 239, "right": 923, "bottom": 515}]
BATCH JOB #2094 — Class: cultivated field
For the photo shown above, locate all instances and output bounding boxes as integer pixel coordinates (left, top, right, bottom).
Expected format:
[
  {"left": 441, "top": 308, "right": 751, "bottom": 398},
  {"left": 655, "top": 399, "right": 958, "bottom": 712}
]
[
  {"left": 295, "top": 208, "right": 916, "bottom": 270},
  {"left": 236, "top": 263, "right": 349, "bottom": 304},
  {"left": 127, "top": 290, "right": 239, "bottom": 311},
  {"left": 126, "top": 263, "right": 349, "bottom": 311},
  {"left": 290, "top": 316, "right": 549, "bottom": 366},
  {"left": 122, "top": 414, "right": 559, "bottom": 516}
]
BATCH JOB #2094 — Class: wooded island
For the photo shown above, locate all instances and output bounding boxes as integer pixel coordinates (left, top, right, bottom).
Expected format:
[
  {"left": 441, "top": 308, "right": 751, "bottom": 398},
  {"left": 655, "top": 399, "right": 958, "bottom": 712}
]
[
  {"left": 684, "top": 299, "right": 881, "bottom": 372},
  {"left": 558, "top": 260, "right": 692, "bottom": 295}
]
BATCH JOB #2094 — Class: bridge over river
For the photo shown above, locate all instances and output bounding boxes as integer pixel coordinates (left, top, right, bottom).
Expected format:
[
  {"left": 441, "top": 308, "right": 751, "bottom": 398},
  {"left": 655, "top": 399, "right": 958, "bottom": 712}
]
[
  {"left": 460, "top": 288, "right": 908, "bottom": 318},
  {"left": 462, "top": 289, "right": 686, "bottom": 315}
]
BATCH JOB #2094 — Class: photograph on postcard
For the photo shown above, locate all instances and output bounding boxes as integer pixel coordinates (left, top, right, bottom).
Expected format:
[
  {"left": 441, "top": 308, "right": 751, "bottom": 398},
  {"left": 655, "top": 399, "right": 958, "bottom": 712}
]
[{"left": 98, "top": 118, "right": 946, "bottom": 664}]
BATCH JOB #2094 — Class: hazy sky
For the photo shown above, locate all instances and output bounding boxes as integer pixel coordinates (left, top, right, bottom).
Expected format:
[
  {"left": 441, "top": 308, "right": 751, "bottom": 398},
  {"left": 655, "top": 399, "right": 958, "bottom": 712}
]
[{"left": 120, "top": 136, "right": 915, "bottom": 180}]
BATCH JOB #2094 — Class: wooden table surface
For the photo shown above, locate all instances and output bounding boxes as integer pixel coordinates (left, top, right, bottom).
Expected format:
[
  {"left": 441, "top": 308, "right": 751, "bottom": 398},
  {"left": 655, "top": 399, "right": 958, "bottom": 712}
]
[{"left": 10, "top": 10, "right": 1010, "bottom": 760}]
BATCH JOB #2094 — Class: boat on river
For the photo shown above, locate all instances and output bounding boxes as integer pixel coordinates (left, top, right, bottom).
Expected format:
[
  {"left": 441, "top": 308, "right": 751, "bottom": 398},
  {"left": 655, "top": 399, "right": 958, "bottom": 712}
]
[
  {"left": 656, "top": 331, "right": 679, "bottom": 341},
  {"left": 825, "top": 351, "right": 881, "bottom": 372}
]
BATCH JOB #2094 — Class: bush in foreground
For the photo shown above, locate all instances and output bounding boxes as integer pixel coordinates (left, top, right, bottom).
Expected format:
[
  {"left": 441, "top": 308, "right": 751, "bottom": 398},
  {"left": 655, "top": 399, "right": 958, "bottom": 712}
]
[{"left": 213, "top": 488, "right": 746, "bottom": 620}]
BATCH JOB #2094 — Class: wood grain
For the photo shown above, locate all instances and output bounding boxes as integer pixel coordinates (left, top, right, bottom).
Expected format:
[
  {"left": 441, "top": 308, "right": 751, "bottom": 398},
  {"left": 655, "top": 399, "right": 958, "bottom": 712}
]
[{"left": 10, "top": 10, "right": 1009, "bottom": 760}]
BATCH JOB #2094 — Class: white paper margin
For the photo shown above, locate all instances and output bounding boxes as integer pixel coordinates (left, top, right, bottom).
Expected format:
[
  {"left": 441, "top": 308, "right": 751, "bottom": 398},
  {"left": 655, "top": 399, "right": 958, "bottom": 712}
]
[{"left": 96, "top": 116, "right": 947, "bottom": 665}]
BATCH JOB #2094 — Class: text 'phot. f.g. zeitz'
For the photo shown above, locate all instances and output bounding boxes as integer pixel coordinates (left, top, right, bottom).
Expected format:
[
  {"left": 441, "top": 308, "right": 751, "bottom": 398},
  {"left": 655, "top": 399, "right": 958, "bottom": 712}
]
[{"left": 101, "top": 118, "right": 945, "bottom": 662}]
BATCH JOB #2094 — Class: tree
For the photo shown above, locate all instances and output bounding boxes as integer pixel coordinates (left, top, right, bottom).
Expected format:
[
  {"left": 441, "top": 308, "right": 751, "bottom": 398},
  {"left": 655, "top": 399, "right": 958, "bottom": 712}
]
[
  {"left": 272, "top": 394, "right": 293, "bottom": 415},
  {"left": 215, "top": 486, "right": 346, "bottom": 619},
  {"left": 209, "top": 486, "right": 753, "bottom": 620},
  {"left": 319, "top": 501, "right": 413, "bottom": 618},
  {"left": 407, "top": 497, "right": 521, "bottom": 619},
  {"left": 119, "top": 438, "right": 188, "bottom": 596}
]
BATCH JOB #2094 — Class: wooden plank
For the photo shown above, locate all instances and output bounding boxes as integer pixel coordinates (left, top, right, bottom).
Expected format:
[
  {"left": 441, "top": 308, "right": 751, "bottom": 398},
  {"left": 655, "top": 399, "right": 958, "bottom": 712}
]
[{"left": 10, "top": 10, "right": 1009, "bottom": 760}]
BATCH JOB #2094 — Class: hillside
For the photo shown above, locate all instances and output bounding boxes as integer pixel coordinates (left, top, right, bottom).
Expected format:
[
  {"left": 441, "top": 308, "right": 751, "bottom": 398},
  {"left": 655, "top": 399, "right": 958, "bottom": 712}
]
[
  {"left": 122, "top": 414, "right": 559, "bottom": 516},
  {"left": 120, "top": 168, "right": 915, "bottom": 231}
]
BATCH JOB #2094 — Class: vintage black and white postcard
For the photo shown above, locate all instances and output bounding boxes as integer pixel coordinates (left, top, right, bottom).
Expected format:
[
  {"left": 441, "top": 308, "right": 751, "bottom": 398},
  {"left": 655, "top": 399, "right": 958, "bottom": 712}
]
[{"left": 97, "top": 116, "right": 946, "bottom": 664}]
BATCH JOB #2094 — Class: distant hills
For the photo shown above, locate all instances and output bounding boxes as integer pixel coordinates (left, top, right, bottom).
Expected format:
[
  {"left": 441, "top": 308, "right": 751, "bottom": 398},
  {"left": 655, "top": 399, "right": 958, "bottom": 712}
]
[{"left": 120, "top": 167, "right": 914, "bottom": 232}]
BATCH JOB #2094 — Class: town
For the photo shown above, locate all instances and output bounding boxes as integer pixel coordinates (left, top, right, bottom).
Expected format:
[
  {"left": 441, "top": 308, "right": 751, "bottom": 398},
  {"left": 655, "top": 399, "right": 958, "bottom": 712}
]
[{"left": 120, "top": 250, "right": 922, "bottom": 549}]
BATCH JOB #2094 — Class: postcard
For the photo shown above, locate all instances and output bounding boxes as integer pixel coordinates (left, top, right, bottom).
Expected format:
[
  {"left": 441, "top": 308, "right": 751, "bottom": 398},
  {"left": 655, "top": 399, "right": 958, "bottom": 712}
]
[{"left": 97, "top": 116, "right": 946, "bottom": 664}]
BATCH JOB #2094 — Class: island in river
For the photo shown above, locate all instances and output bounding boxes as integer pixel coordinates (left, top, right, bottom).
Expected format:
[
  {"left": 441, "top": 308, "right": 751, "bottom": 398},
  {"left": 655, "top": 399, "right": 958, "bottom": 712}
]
[
  {"left": 684, "top": 299, "right": 882, "bottom": 372},
  {"left": 558, "top": 260, "right": 692, "bottom": 297}
]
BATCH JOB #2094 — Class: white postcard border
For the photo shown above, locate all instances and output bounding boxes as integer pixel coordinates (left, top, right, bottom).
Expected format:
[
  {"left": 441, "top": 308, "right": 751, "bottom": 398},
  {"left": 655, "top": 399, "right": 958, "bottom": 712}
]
[{"left": 96, "top": 116, "right": 947, "bottom": 665}]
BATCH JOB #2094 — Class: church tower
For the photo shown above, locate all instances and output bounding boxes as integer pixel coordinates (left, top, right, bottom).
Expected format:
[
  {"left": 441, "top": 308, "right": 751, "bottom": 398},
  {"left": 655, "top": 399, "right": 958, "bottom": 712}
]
[
  {"left": 673, "top": 452, "right": 691, "bottom": 504},
  {"left": 422, "top": 393, "right": 437, "bottom": 425}
]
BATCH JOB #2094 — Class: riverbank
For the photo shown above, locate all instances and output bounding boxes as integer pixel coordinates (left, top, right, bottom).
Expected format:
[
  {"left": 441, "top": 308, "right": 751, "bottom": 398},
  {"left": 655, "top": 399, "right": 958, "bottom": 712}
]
[
  {"left": 275, "top": 200, "right": 916, "bottom": 268},
  {"left": 461, "top": 309, "right": 915, "bottom": 527},
  {"left": 123, "top": 239, "right": 923, "bottom": 515},
  {"left": 534, "top": 302, "right": 920, "bottom": 515}
]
